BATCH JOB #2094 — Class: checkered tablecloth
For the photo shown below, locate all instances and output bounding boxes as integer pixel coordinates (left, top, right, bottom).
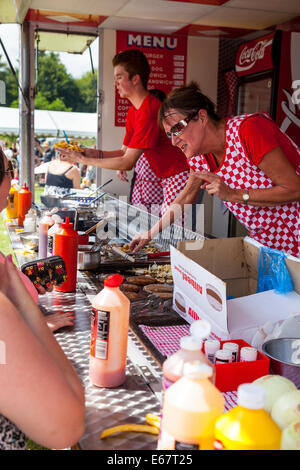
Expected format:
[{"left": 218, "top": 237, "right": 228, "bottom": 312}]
[{"left": 139, "top": 324, "right": 238, "bottom": 410}]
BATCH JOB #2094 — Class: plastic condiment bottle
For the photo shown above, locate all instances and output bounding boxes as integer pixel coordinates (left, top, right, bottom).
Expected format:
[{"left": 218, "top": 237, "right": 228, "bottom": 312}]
[
  {"left": 89, "top": 274, "right": 130, "bottom": 388},
  {"left": 162, "top": 319, "right": 215, "bottom": 392},
  {"left": 214, "top": 383, "right": 282, "bottom": 450},
  {"left": 6, "top": 183, "right": 19, "bottom": 219},
  {"left": 48, "top": 214, "right": 63, "bottom": 256},
  {"left": 38, "top": 211, "right": 54, "bottom": 258},
  {"left": 17, "top": 183, "right": 32, "bottom": 226},
  {"left": 53, "top": 217, "right": 78, "bottom": 292},
  {"left": 159, "top": 362, "right": 224, "bottom": 450},
  {"left": 23, "top": 208, "right": 37, "bottom": 233}
]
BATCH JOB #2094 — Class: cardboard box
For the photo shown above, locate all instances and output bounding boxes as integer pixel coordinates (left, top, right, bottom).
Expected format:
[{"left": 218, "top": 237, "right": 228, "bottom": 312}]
[{"left": 171, "top": 237, "right": 300, "bottom": 343}]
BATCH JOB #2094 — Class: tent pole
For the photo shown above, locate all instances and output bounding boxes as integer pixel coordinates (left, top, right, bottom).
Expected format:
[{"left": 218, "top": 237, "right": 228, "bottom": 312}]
[
  {"left": 19, "top": 20, "right": 35, "bottom": 200},
  {"left": 96, "top": 28, "right": 103, "bottom": 188}
]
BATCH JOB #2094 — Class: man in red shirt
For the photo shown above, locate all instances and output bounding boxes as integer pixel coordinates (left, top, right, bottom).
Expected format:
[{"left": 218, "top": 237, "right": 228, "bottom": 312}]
[{"left": 59, "top": 49, "right": 191, "bottom": 216}]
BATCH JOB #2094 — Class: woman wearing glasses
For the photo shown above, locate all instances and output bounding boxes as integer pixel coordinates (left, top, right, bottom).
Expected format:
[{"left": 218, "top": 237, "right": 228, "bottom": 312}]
[
  {"left": 130, "top": 81, "right": 300, "bottom": 258},
  {"left": 0, "top": 150, "right": 85, "bottom": 449}
]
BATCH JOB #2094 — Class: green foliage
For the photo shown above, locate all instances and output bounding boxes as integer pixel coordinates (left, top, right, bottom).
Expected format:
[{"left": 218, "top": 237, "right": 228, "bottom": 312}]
[
  {"left": 74, "top": 71, "right": 98, "bottom": 113},
  {"left": 1, "top": 51, "right": 97, "bottom": 113},
  {"left": 0, "top": 55, "right": 19, "bottom": 107}
]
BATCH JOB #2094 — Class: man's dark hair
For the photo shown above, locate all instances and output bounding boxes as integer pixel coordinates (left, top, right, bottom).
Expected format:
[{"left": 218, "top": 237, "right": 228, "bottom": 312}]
[{"left": 112, "top": 49, "right": 151, "bottom": 90}]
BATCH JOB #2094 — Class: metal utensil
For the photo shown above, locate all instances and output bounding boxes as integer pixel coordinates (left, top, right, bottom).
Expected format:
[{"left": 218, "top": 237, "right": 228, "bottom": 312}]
[
  {"left": 77, "top": 245, "right": 101, "bottom": 270},
  {"left": 87, "top": 179, "right": 113, "bottom": 197},
  {"left": 84, "top": 218, "right": 107, "bottom": 235},
  {"left": 110, "top": 246, "right": 135, "bottom": 262},
  {"left": 262, "top": 338, "right": 300, "bottom": 387}
]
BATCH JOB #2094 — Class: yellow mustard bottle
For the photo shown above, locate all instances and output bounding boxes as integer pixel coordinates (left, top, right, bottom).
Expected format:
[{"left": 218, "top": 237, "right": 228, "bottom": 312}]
[
  {"left": 6, "top": 184, "right": 19, "bottom": 219},
  {"left": 214, "top": 383, "right": 282, "bottom": 450}
]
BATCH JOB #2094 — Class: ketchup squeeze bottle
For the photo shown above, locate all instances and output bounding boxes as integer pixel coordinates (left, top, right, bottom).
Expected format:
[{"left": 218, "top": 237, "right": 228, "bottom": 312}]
[
  {"left": 38, "top": 211, "right": 54, "bottom": 258},
  {"left": 89, "top": 274, "right": 130, "bottom": 388},
  {"left": 53, "top": 217, "right": 78, "bottom": 292},
  {"left": 17, "top": 183, "right": 32, "bottom": 226}
]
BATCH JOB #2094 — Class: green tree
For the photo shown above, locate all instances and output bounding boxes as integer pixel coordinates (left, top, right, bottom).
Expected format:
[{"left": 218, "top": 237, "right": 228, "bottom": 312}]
[
  {"left": 37, "top": 51, "right": 79, "bottom": 110},
  {"left": 0, "top": 56, "right": 19, "bottom": 106},
  {"left": 74, "top": 70, "right": 97, "bottom": 113}
]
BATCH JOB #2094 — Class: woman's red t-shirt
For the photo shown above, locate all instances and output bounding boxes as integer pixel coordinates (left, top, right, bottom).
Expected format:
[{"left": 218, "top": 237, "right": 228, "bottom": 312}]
[
  {"left": 205, "top": 114, "right": 300, "bottom": 172},
  {"left": 123, "top": 93, "right": 189, "bottom": 178}
]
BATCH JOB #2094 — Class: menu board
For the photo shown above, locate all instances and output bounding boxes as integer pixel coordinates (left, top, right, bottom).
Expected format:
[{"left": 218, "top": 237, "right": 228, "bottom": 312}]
[{"left": 115, "top": 30, "right": 187, "bottom": 127}]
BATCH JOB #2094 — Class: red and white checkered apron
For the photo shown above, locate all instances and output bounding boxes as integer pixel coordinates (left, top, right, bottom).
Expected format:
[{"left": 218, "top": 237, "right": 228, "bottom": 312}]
[
  {"left": 131, "top": 154, "right": 190, "bottom": 216},
  {"left": 131, "top": 153, "right": 164, "bottom": 213},
  {"left": 188, "top": 113, "right": 300, "bottom": 258}
]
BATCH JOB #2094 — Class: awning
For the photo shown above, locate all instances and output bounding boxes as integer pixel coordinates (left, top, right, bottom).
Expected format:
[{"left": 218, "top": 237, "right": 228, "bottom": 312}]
[{"left": 0, "top": 106, "right": 97, "bottom": 138}]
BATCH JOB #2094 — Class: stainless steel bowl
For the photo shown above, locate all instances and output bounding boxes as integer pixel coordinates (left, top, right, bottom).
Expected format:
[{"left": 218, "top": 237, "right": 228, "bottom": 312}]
[
  {"left": 20, "top": 232, "right": 39, "bottom": 251},
  {"left": 262, "top": 338, "right": 300, "bottom": 388},
  {"left": 77, "top": 245, "right": 101, "bottom": 270}
]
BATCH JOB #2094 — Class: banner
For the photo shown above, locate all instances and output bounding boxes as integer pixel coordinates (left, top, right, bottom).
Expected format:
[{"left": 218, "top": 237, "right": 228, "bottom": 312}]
[{"left": 115, "top": 30, "right": 187, "bottom": 126}]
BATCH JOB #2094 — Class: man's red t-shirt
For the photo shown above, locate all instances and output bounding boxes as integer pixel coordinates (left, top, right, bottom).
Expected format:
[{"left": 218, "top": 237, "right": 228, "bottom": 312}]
[
  {"left": 123, "top": 93, "right": 189, "bottom": 178},
  {"left": 205, "top": 114, "right": 300, "bottom": 172}
]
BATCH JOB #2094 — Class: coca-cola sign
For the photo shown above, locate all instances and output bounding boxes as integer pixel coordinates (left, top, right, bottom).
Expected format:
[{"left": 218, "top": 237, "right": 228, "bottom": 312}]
[{"left": 235, "top": 32, "right": 275, "bottom": 77}]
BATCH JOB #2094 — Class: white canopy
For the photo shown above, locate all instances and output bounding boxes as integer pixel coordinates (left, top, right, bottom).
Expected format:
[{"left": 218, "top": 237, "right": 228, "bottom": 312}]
[{"left": 0, "top": 106, "right": 97, "bottom": 138}]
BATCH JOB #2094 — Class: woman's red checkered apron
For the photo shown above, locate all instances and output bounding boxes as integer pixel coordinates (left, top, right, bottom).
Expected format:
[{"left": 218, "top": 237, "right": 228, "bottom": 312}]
[
  {"left": 188, "top": 113, "right": 300, "bottom": 258},
  {"left": 131, "top": 153, "right": 190, "bottom": 216}
]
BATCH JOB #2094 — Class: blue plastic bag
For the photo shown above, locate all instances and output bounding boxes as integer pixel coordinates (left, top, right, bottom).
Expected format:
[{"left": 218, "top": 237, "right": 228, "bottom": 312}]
[{"left": 257, "top": 246, "right": 294, "bottom": 294}]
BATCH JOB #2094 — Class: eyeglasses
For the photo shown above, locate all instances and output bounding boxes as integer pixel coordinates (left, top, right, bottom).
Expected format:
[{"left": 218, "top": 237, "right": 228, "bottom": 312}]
[
  {"left": 4, "top": 160, "right": 14, "bottom": 179},
  {"left": 166, "top": 110, "right": 199, "bottom": 139}
]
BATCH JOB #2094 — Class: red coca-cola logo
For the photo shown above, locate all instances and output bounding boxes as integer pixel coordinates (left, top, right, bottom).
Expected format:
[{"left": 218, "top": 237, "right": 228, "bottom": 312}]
[
  {"left": 235, "top": 33, "right": 274, "bottom": 76},
  {"left": 239, "top": 40, "right": 269, "bottom": 67}
]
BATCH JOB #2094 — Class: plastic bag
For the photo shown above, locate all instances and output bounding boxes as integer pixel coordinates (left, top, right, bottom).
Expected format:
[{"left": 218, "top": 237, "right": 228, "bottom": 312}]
[{"left": 256, "top": 246, "right": 294, "bottom": 294}]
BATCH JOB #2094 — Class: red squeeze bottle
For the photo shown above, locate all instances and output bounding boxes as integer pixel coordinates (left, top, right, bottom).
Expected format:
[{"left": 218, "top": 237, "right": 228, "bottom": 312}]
[
  {"left": 18, "top": 183, "right": 32, "bottom": 226},
  {"left": 53, "top": 217, "right": 78, "bottom": 292}
]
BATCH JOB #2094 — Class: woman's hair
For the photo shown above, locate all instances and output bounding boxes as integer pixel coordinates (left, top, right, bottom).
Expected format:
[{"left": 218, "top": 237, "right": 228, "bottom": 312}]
[
  {"left": 149, "top": 88, "right": 166, "bottom": 103},
  {"left": 112, "top": 49, "right": 151, "bottom": 90},
  {"left": 159, "top": 81, "right": 221, "bottom": 125},
  {"left": 0, "top": 149, "right": 5, "bottom": 185}
]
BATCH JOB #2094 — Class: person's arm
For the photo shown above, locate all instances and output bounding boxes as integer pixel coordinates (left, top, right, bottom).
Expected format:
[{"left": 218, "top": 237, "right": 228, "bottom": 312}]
[
  {"left": 129, "top": 171, "right": 203, "bottom": 252},
  {"left": 195, "top": 146, "right": 300, "bottom": 206},
  {"left": 68, "top": 166, "right": 81, "bottom": 189},
  {"left": 0, "top": 256, "right": 84, "bottom": 406},
  {"left": 59, "top": 145, "right": 143, "bottom": 172},
  {"left": 0, "top": 258, "right": 85, "bottom": 449}
]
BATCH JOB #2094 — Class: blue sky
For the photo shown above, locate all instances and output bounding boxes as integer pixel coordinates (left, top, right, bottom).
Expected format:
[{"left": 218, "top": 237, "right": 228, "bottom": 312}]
[{"left": 0, "top": 23, "right": 98, "bottom": 78}]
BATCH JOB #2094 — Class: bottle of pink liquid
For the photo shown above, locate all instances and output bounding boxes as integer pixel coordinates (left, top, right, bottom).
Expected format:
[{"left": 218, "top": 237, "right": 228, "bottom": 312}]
[{"left": 89, "top": 274, "right": 130, "bottom": 388}]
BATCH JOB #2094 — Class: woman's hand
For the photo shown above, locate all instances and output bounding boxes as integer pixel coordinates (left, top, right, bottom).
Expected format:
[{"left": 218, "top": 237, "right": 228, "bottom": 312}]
[
  {"left": 195, "top": 172, "right": 235, "bottom": 201},
  {"left": 129, "top": 231, "right": 151, "bottom": 253},
  {"left": 117, "top": 170, "right": 129, "bottom": 182}
]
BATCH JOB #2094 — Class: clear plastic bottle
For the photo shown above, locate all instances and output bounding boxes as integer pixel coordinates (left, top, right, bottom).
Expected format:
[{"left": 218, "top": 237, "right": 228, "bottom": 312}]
[
  {"left": 23, "top": 208, "right": 37, "bottom": 233},
  {"left": 160, "top": 362, "right": 224, "bottom": 450},
  {"left": 48, "top": 214, "right": 63, "bottom": 256},
  {"left": 89, "top": 274, "right": 130, "bottom": 388},
  {"left": 162, "top": 320, "right": 215, "bottom": 392},
  {"left": 38, "top": 211, "right": 54, "bottom": 258},
  {"left": 214, "top": 383, "right": 282, "bottom": 450}
]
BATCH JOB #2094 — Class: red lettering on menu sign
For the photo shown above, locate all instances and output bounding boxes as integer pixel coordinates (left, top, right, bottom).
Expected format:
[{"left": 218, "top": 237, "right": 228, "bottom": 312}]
[
  {"left": 115, "top": 30, "right": 187, "bottom": 126},
  {"left": 174, "top": 265, "right": 203, "bottom": 294}
]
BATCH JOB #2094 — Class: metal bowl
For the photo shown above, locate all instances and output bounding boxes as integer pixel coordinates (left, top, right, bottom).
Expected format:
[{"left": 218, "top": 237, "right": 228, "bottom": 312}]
[
  {"left": 20, "top": 232, "right": 39, "bottom": 251},
  {"left": 262, "top": 338, "right": 300, "bottom": 388},
  {"left": 77, "top": 245, "right": 101, "bottom": 270}
]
